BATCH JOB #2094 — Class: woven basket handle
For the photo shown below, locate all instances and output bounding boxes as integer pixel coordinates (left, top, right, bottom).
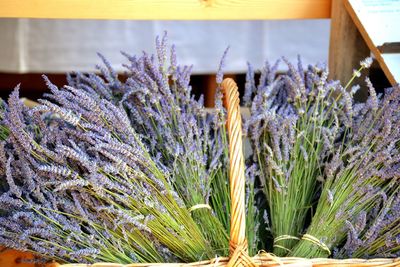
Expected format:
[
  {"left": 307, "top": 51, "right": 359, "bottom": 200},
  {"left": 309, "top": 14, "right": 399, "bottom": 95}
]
[{"left": 222, "top": 78, "right": 254, "bottom": 267}]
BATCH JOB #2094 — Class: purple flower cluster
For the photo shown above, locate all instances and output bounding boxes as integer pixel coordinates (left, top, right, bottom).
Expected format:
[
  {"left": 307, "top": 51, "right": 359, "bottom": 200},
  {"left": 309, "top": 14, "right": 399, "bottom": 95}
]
[
  {"left": 0, "top": 33, "right": 259, "bottom": 263},
  {"left": 310, "top": 82, "right": 399, "bottom": 256},
  {"left": 68, "top": 32, "right": 228, "bottom": 212},
  {"left": 0, "top": 81, "right": 216, "bottom": 263},
  {"left": 66, "top": 33, "right": 258, "bottom": 254},
  {"left": 245, "top": 56, "right": 400, "bottom": 258},
  {"left": 244, "top": 58, "right": 345, "bottom": 256},
  {"left": 336, "top": 191, "right": 400, "bottom": 258},
  {"left": 321, "top": 84, "right": 400, "bottom": 259}
]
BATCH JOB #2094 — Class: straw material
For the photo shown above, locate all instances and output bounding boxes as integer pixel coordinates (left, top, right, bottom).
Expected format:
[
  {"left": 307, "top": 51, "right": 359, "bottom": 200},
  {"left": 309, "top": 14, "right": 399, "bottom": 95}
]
[
  {"left": 222, "top": 78, "right": 255, "bottom": 267},
  {"left": 50, "top": 78, "right": 400, "bottom": 267}
]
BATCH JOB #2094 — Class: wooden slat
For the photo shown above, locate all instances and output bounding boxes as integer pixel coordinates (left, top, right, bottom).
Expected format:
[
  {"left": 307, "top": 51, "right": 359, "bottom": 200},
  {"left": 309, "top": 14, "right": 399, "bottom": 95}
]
[
  {"left": 0, "top": 247, "right": 37, "bottom": 267},
  {"left": 328, "top": 0, "right": 369, "bottom": 86},
  {"left": 0, "top": 0, "right": 331, "bottom": 20}
]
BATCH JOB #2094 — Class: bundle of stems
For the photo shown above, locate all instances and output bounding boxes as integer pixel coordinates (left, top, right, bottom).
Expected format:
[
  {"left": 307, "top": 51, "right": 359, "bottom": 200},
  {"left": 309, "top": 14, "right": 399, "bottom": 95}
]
[
  {"left": 244, "top": 59, "right": 345, "bottom": 256},
  {"left": 245, "top": 56, "right": 400, "bottom": 258},
  {"left": 0, "top": 85, "right": 217, "bottom": 263},
  {"left": 290, "top": 78, "right": 400, "bottom": 258},
  {"left": 66, "top": 34, "right": 258, "bottom": 254},
  {"left": 335, "top": 189, "right": 400, "bottom": 258},
  {"left": 0, "top": 34, "right": 259, "bottom": 264}
]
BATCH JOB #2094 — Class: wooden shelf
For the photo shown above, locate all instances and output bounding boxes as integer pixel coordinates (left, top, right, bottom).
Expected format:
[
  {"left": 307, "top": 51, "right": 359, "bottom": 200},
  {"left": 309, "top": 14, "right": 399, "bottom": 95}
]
[{"left": 0, "top": 0, "right": 331, "bottom": 20}]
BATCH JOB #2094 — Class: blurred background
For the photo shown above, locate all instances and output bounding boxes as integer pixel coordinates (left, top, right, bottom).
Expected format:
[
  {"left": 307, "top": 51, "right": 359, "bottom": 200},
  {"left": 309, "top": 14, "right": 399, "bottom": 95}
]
[
  {"left": 0, "top": 19, "right": 389, "bottom": 105},
  {"left": 0, "top": 19, "right": 330, "bottom": 103}
]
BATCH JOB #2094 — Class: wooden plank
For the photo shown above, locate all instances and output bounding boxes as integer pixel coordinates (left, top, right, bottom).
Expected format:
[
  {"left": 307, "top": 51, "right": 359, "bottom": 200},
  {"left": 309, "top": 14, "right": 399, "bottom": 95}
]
[
  {"left": 328, "top": 0, "right": 370, "bottom": 86},
  {"left": 204, "top": 74, "right": 236, "bottom": 108},
  {"left": 0, "top": 247, "right": 37, "bottom": 267},
  {"left": 0, "top": 0, "right": 331, "bottom": 20},
  {"left": 344, "top": 0, "right": 398, "bottom": 86}
]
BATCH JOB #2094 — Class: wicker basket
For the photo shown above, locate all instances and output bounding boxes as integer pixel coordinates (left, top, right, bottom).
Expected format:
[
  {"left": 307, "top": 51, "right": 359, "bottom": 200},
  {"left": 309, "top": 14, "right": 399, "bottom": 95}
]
[{"left": 48, "top": 78, "right": 400, "bottom": 267}]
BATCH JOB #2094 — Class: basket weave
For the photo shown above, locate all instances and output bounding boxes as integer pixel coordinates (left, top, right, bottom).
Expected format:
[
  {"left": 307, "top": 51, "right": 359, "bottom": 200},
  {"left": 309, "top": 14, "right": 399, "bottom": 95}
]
[{"left": 50, "top": 78, "right": 400, "bottom": 267}]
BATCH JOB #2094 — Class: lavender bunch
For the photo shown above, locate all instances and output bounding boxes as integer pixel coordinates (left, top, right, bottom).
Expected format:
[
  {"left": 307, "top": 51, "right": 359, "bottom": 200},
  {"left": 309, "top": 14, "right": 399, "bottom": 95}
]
[
  {"left": 290, "top": 78, "right": 400, "bottom": 258},
  {"left": 0, "top": 84, "right": 218, "bottom": 263},
  {"left": 335, "top": 190, "right": 400, "bottom": 258},
  {"left": 66, "top": 34, "right": 259, "bottom": 254},
  {"left": 245, "top": 59, "right": 345, "bottom": 256}
]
